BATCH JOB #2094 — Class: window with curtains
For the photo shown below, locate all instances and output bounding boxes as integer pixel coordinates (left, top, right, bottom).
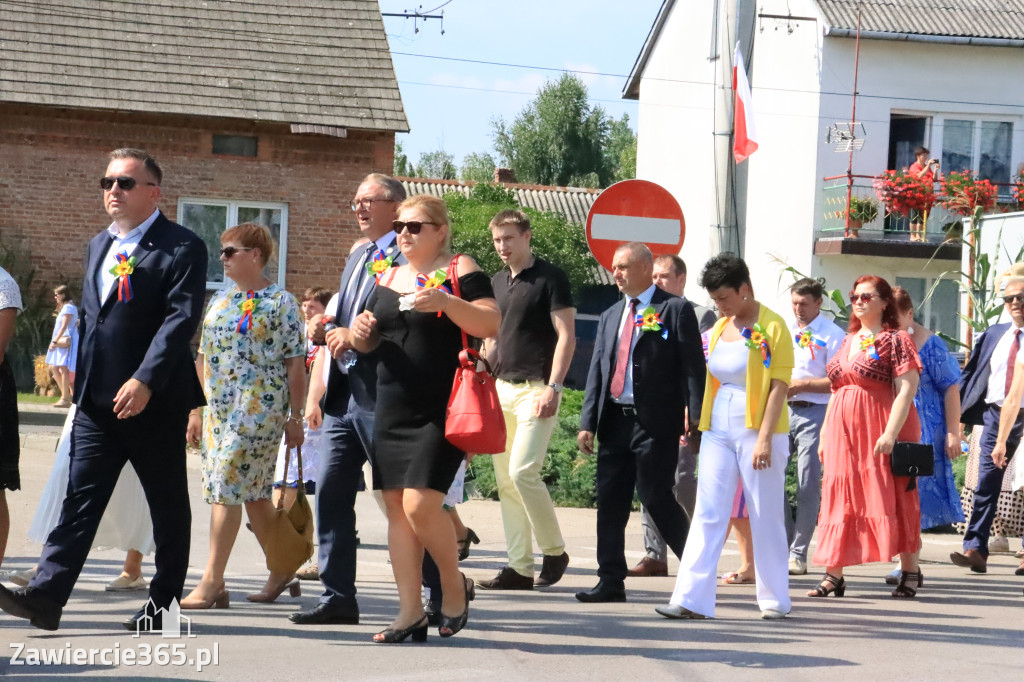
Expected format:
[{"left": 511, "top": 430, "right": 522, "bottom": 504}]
[
  {"left": 177, "top": 199, "right": 288, "bottom": 290},
  {"left": 940, "top": 118, "right": 1015, "bottom": 197}
]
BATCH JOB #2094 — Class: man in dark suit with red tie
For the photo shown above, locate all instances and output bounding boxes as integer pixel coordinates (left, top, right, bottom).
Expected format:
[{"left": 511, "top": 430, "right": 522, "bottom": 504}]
[
  {"left": 0, "top": 148, "right": 207, "bottom": 631},
  {"left": 576, "top": 242, "right": 706, "bottom": 602},
  {"left": 952, "top": 275, "right": 1024, "bottom": 574}
]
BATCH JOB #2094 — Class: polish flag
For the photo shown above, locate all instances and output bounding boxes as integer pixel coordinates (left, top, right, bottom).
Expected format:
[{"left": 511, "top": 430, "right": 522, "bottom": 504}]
[{"left": 732, "top": 42, "right": 758, "bottom": 163}]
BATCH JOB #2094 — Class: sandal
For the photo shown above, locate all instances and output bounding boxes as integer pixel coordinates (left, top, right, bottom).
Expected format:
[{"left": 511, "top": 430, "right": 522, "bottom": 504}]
[
  {"left": 885, "top": 570, "right": 924, "bottom": 587},
  {"left": 807, "top": 573, "right": 845, "bottom": 598},
  {"left": 892, "top": 570, "right": 922, "bottom": 599},
  {"left": 456, "top": 528, "right": 480, "bottom": 561},
  {"left": 721, "top": 571, "right": 755, "bottom": 585}
]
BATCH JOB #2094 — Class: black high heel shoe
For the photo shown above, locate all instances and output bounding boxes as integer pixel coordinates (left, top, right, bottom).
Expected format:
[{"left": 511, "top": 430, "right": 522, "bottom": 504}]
[
  {"left": 457, "top": 529, "right": 480, "bottom": 561},
  {"left": 891, "top": 570, "right": 922, "bottom": 599},
  {"left": 807, "top": 573, "right": 846, "bottom": 598},
  {"left": 439, "top": 575, "right": 472, "bottom": 637},
  {"left": 373, "top": 615, "right": 428, "bottom": 644}
]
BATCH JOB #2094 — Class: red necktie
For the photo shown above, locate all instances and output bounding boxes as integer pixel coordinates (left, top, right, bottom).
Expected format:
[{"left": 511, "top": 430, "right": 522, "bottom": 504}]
[
  {"left": 610, "top": 298, "right": 639, "bottom": 400},
  {"left": 1006, "top": 329, "right": 1021, "bottom": 397}
]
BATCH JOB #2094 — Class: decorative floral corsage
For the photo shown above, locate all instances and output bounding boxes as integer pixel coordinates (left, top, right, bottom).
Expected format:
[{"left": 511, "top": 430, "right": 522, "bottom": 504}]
[
  {"left": 859, "top": 333, "right": 880, "bottom": 361},
  {"left": 365, "top": 250, "right": 394, "bottom": 281},
  {"left": 109, "top": 251, "right": 137, "bottom": 302},
  {"left": 742, "top": 323, "right": 772, "bottom": 368},
  {"left": 416, "top": 268, "right": 452, "bottom": 317},
  {"left": 236, "top": 290, "right": 259, "bottom": 334},
  {"left": 795, "top": 329, "right": 827, "bottom": 360},
  {"left": 634, "top": 305, "right": 668, "bottom": 340}
]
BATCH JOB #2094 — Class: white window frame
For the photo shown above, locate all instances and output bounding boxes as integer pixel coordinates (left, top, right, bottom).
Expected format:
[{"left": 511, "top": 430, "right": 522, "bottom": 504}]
[{"left": 177, "top": 198, "right": 289, "bottom": 291}]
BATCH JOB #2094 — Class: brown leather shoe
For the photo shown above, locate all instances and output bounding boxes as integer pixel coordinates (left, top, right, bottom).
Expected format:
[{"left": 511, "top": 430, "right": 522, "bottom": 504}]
[
  {"left": 626, "top": 557, "right": 668, "bottom": 577},
  {"left": 950, "top": 548, "right": 987, "bottom": 573},
  {"left": 476, "top": 567, "right": 533, "bottom": 590}
]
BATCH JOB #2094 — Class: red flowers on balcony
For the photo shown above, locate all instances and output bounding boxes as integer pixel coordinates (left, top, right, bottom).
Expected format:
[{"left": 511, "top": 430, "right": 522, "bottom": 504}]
[
  {"left": 939, "top": 170, "right": 998, "bottom": 217},
  {"left": 873, "top": 169, "right": 935, "bottom": 216}
]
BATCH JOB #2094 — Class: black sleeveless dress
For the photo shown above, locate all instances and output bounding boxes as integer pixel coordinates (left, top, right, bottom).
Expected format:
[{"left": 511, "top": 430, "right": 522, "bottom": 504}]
[{"left": 366, "top": 271, "right": 494, "bottom": 493}]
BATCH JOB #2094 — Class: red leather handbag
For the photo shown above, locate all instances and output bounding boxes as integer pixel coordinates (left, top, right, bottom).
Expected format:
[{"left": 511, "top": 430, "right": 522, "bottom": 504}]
[{"left": 444, "top": 255, "right": 507, "bottom": 454}]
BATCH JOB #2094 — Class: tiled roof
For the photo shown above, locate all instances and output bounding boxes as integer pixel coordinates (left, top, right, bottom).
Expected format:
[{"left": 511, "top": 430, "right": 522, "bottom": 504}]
[
  {"left": 398, "top": 178, "right": 603, "bottom": 227},
  {"left": 398, "top": 178, "right": 613, "bottom": 284},
  {"left": 816, "top": 0, "right": 1024, "bottom": 41},
  {"left": 0, "top": 0, "right": 408, "bottom": 132}
]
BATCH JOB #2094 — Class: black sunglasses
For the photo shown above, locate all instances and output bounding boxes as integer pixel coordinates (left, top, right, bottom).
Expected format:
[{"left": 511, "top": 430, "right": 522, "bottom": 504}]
[
  {"left": 220, "top": 246, "right": 255, "bottom": 259},
  {"left": 1004, "top": 293, "right": 1024, "bottom": 305},
  {"left": 99, "top": 176, "right": 156, "bottom": 191},
  {"left": 393, "top": 220, "right": 437, "bottom": 235}
]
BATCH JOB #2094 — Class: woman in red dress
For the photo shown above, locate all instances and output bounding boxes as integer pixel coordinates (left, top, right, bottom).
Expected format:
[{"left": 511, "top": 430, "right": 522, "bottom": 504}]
[{"left": 811, "top": 275, "right": 924, "bottom": 599}]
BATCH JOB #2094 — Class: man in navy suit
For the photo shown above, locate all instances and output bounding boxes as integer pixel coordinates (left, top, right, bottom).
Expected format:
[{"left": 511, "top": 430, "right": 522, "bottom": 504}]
[
  {"left": 0, "top": 149, "right": 207, "bottom": 631},
  {"left": 289, "top": 173, "right": 406, "bottom": 625},
  {"left": 576, "top": 242, "right": 705, "bottom": 603},
  {"left": 952, "top": 276, "right": 1024, "bottom": 573}
]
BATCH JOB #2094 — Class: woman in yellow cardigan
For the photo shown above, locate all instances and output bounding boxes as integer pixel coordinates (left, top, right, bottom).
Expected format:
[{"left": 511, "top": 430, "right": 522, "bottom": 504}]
[{"left": 657, "top": 254, "right": 794, "bottom": 620}]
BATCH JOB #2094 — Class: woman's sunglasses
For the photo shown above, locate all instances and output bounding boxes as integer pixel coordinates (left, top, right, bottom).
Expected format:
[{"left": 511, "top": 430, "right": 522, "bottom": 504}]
[
  {"left": 220, "top": 246, "right": 254, "bottom": 259},
  {"left": 392, "top": 220, "right": 437, "bottom": 235},
  {"left": 849, "top": 292, "right": 877, "bottom": 304},
  {"left": 99, "top": 176, "right": 156, "bottom": 191}
]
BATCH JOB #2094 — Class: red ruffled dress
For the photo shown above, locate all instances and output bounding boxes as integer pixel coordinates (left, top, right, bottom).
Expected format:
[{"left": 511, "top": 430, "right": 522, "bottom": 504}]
[{"left": 813, "top": 329, "right": 923, "bottom": 568}]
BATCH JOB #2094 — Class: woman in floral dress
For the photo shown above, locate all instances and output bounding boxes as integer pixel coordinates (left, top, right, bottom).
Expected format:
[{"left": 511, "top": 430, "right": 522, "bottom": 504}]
[{"left": 183, "top": 223, "right": 306, "bottom": 609}]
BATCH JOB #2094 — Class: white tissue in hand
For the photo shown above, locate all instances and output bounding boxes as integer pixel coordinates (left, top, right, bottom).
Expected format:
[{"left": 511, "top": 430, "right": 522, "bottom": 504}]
[{"left": 399, "top": 293, "right": 416, "bottom": 311}]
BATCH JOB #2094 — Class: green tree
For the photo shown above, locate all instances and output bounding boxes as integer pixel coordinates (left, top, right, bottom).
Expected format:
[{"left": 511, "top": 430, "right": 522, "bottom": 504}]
[
  {"left": 460, "top": 152, "right": 496, "bottom": 183},
  {"left": 413, "top": 149, "right": 457, "bottom": 180},
  {"left": 607, "top": 114, "right": 637, "bottom": 182},
  {"left": 393, "top": 141, "right": 411, "bottom": 177},
  {"left": 443, "top": 183, "right": 601, "bottom": 296},
  {"left": 492, "top": 73, "right": 612, "bottom": 188}
]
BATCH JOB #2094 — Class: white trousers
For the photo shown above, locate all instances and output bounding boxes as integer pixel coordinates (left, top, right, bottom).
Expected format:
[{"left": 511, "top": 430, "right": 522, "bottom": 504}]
[{"left": 669, "top": 387, "right": 791, "bottom": 617}]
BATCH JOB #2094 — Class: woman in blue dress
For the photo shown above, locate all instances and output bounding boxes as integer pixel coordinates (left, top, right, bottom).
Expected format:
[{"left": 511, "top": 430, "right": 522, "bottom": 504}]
[{"left": 890, "top": 287, "right": 964, "bottom": 582}]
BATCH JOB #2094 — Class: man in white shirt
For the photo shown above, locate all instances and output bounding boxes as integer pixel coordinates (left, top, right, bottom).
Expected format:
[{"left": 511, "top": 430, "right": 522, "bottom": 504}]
[{"left": 785, "top": 278, "right": 844, "bottom": 576}]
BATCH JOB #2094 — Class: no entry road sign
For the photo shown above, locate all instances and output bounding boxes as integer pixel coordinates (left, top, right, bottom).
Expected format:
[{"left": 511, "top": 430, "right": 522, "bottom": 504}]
[{"left": 585, "top": 179, "right": 685, "bottom": 273}]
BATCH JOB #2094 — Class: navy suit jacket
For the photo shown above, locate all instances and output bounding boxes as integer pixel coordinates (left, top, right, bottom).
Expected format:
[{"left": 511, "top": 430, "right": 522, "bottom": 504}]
[
  {"left": 581, "top": 288, "right": 706, "bottom": 442},
  {"left": 960, "top": 321, "right": 1010, "bottom": 426},
  {"left": 323, "top": 237, "right": 405, "bottom": 417},
  {"left": 74, "top": 212, "right": 207, "bottom": 415}
]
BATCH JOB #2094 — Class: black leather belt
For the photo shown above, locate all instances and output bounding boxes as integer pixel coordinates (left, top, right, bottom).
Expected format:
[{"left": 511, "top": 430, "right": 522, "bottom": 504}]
[
  {"left": 788, "top": 400, "right": 820, "bottom": 409},
  {"left": 611, "top": 403, "right": 637, "bottom": 416}
]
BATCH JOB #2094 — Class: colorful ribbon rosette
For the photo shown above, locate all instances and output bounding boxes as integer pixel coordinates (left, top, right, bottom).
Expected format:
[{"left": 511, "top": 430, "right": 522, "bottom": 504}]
[
  {"left": 859, "top": 333, "right": 880, "bottom": 361},
  {"left": 416, "top": 268, "right": 452, "bottom": 317},
  {"left": 364, "top": 250, "right": 394, "bottom": 281},
  {"left": 109, "top": 251, "right": 137, "bottom": 302},
  {"left": 742, "top": 323, "right": 772, "bottom": 368},
  {"left": 236, "top": 290, "right": 259, "bottom": 334},
  {"left": 634, "top": 305, "right": 668, "bottom": 340},
  {"left": 795, "top": 329, "right": 827, "bottom": 360}
]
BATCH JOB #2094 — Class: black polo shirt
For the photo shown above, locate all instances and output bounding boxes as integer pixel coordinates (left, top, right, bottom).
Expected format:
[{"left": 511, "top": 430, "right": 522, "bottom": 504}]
[{"left": 491, "top": 256, "right": 574, "bottom": 383}]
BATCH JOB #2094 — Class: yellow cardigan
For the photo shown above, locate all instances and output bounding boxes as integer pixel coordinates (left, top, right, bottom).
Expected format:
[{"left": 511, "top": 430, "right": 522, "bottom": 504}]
[{"left": 698, "top": 304, "right": 794, "bottom": 434}]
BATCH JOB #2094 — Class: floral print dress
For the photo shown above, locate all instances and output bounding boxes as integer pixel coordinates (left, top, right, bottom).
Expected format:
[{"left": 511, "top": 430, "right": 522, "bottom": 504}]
[{"left": 199, "top": 283, "right": 303, "bottom": 505}]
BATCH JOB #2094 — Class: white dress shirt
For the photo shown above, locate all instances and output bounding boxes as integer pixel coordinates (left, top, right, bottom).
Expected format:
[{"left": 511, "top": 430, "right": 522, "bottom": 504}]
[
  {"left": 788, "top": 313, "right": 845, "bottom": 404},
  {"left": 985, "top": 324, "right": 1024, "bottom": 407},
  {"left": 95, "top": 209, "right": 160, "bottom": 302},
  {"left": 611, "top": 284, "right": 656, "bottom": 405}
]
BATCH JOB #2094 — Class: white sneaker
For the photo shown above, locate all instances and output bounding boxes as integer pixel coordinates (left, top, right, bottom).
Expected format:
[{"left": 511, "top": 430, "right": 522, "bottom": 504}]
[
  {"left": 105, "top": 574, "right": 148, "bottom": 591},
  {"left": 788, "top": 558, "right": 807, "bottom": 575},
  {"left": 4, "top": 567, "right": 37, "bottom": 587},
  {"left": 988, "top": 536, "right": 1010, "bottom": 554},
  {"left": 761, "top": 608, "right": 788, "bottom": 620}
]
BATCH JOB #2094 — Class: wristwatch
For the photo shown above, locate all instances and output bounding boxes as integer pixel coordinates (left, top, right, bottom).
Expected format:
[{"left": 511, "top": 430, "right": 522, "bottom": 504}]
[{"left": 548, "top": 382, "right": 563, "bottom": 393}]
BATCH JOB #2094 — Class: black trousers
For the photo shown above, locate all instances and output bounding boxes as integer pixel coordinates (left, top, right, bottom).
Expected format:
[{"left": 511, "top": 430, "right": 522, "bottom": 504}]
[
  {"left": 33, "top": 405, "right": 190, "bottom": 609},
  {"left": 596, "top": 404, "right": 689, "bottom": 584}
]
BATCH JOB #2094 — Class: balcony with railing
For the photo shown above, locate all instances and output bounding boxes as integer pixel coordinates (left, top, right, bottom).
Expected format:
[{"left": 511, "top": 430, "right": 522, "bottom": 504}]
[{"left": 815, "top": 174, "right": 966, "bottom": 260}]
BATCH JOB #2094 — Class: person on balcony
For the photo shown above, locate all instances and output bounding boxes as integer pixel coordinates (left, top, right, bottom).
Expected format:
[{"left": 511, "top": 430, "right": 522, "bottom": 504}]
[{"left": 908, "top": 146, "right": 939, "bottom": 242}]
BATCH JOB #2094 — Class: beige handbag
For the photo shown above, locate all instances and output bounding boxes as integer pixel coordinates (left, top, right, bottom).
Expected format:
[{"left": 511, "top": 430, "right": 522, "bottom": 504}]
[{"left": 263, "top": 444, "right": 315, "bottom": 574}]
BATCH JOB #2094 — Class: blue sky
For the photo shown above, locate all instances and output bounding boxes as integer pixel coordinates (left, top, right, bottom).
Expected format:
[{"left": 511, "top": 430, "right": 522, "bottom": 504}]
[{"left": 380, "top": 0, "right": 664, "bottom": 172}]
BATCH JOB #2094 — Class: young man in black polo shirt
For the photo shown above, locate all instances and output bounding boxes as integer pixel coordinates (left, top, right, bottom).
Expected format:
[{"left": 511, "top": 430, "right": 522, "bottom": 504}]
[{"left": 478, "top": 210, "right": 575, "bottom": 590}]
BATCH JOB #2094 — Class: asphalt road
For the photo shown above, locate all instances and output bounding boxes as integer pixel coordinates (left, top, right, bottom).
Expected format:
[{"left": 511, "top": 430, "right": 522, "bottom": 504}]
[{"left": 1, "top": 403, "right": 1022, "bottom": 680}]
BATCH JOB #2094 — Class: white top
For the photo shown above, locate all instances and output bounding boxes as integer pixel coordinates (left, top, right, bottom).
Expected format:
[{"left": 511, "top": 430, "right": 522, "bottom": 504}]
[
  {"left": 985, "top": 324, "right": 1024, "bottom": 407},
  {"left": 789, "top": 312, "right": 845, "bottom": 404},
  {"left": 707, "top": 338, "right": 748, "bottom": 389},
  {"left": 611, "top": 284, "right": 657, "bottom": 405},
  {"left": 95, "top": 209, "right": 160, "bottom": 301},
  {"left": 0, "top": 267, "right": 23, "bottom": 313},
  {"left": 324, "top": 292, "right": 340, "bottom": 378}
]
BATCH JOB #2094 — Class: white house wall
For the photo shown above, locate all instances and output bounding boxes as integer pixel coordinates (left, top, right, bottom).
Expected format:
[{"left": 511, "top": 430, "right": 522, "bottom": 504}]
[{"left": 634, "top": 0, "right": 720, "bottom": 305}]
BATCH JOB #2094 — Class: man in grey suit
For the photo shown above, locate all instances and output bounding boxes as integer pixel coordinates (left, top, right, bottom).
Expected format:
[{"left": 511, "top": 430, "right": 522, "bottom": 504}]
[{"left": 289, "top": 173, "right": 405, "bottom": 625}]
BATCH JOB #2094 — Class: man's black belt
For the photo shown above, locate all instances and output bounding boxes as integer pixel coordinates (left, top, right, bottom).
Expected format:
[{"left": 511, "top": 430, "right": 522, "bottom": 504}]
[
  {"left": 610, "top": 403, "right": 637, "bottom": 416},
  {"left": 788, "top": 400, "right": 820, "bottom": 409}
]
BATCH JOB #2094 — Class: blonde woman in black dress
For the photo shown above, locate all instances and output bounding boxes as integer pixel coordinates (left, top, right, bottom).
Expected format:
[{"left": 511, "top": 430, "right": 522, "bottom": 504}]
[{"left": 348, "top": 195, "right": 500, "bottom": 643}]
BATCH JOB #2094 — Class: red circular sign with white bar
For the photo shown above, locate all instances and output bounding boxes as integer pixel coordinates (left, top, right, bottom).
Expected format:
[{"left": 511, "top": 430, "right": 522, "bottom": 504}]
[{"left": 585, "top": 179, "right": 686, "bottom": 273}]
